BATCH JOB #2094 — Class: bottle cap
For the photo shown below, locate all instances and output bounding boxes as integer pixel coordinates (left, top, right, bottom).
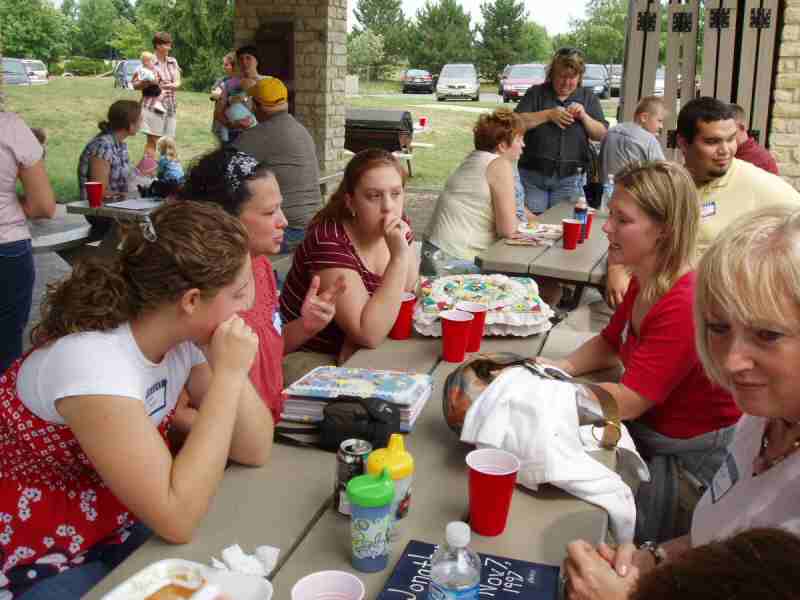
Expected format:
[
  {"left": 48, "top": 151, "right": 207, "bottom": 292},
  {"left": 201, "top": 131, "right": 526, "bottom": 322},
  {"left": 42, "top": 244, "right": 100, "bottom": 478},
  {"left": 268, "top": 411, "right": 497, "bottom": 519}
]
[
  {"left": 346, "top": 467, "right": 395, "bottom": 508},
  {"left": 366, "top": 433, "right": 414, "bottom": 480},
  {"left": 446, "top": 521, "right": 471, "bottom": 548}
]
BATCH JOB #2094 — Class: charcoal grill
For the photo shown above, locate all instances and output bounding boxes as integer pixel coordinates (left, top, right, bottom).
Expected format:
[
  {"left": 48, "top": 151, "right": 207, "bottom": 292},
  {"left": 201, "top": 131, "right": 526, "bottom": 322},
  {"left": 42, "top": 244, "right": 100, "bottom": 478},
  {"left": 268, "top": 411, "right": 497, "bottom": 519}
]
[{"left": 345, "top": 108, "right": 414, "bottom": 154}]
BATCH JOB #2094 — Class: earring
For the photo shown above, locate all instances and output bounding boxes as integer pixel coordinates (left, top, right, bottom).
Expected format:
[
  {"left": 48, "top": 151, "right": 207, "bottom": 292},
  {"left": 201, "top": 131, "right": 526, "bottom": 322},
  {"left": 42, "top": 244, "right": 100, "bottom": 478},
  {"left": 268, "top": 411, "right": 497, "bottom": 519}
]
[{"left": 350, "top": 208, "right": 356, "bottom": 219}]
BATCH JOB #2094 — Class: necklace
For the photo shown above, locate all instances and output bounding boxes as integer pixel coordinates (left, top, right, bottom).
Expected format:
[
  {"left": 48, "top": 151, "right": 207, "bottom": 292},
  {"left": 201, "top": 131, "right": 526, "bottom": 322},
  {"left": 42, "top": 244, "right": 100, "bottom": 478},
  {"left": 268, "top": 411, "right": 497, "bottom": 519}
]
[{"left": 753, "top": 419, "right": 800, "bottom": 476}]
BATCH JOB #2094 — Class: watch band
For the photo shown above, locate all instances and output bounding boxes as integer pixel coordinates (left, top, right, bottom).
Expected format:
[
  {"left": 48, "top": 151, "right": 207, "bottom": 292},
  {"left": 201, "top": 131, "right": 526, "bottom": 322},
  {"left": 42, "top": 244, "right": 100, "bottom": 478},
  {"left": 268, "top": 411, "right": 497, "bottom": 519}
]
[{"left": 639, "top": 541, "right": 667, "bottom": 565}]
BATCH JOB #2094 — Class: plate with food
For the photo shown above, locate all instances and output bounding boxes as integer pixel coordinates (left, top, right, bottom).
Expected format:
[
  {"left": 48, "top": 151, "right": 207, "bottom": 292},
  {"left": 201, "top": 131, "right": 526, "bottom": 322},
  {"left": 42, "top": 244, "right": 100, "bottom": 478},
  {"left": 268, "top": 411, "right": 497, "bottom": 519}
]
[
  {"left": 516, "top": 222, "right": 563, "bottom": 239},
  {"left": 101, "top": 559, "right": 273, "bottom": 600}
]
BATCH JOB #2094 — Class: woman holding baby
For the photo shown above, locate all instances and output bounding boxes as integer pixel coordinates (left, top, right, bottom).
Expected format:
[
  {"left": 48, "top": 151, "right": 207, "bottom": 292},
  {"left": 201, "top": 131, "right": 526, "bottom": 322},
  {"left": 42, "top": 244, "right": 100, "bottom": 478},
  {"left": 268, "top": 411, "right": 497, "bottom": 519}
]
[{"left": 514, "top": 47, "right": 608, "bottom": 215}]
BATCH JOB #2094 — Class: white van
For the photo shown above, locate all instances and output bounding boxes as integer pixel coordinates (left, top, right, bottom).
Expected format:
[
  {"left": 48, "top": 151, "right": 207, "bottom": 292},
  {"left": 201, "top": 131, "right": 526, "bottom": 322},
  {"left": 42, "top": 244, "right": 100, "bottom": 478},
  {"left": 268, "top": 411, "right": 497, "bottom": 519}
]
[
  {"left": 436, "top": 63, "right": 479, "bottom": 102},
  {"left": 23, "top": 59, "right": 48, "bottom": 84}
]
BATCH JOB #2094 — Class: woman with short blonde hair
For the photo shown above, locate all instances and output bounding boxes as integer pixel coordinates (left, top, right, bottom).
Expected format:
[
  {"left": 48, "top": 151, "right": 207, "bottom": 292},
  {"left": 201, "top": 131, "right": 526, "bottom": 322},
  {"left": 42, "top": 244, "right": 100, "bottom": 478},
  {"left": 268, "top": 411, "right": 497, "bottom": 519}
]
[
  {"left": 423, "top": 108, "right": 527, "bottom": 275},
  {"left": 539, "top": 161, "right": 740, "bottom": 543}
]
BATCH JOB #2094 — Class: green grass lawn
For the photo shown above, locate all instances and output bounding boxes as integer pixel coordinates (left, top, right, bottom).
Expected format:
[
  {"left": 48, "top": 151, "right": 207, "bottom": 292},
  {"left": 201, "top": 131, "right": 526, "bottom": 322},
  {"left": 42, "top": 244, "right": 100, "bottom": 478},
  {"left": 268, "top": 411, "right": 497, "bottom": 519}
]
[{"left": 3, "top": 77, "right": 619, "bottom": 197}]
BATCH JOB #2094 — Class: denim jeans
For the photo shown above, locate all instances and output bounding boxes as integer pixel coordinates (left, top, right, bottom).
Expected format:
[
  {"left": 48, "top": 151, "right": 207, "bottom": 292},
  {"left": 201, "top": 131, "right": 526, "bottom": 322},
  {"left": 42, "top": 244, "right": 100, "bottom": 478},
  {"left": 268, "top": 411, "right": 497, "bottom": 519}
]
[
  {"left": 518, "top": 168, "right": 583, "bottom": 214},
  {"left": 0, "top": 239, "right": 34, "bottom": 374},
  {"left": 15, "top": 523, "right": 152, "bottom": 600},
  {"left": 279, "top": 226, "right": 306, "bottom": 254}
]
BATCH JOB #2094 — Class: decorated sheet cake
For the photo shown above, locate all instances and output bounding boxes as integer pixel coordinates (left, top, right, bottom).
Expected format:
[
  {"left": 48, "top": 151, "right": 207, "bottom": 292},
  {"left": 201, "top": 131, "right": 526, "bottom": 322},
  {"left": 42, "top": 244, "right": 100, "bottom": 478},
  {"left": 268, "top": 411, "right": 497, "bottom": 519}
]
[{"left": 413, "top": 274, "right": 553, "bottom": 337}]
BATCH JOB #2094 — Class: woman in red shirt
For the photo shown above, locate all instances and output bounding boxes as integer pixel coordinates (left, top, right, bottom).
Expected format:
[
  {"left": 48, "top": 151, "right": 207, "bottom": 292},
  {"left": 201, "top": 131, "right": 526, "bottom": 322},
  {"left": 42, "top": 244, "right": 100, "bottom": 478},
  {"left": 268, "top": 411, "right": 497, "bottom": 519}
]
[
  {"left": 181, "top": 149, "right": 345, "bottom": 422},
  {"left": 538, "top": 161, "right": 741, "bottom": 543},
  {"left": 280, "top": 149, "right": 419, "bottom": 384}
]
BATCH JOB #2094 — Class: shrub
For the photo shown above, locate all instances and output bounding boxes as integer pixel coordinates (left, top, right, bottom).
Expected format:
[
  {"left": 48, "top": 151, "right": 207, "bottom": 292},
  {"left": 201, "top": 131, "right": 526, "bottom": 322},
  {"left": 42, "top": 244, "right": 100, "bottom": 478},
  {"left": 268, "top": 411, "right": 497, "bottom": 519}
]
[
  {"left": 49, "top": 63, "right": 65, "bottom": 76},
  {"left": 64, "top": 57, "right": 106, "bottom": 76},
  {"left": 181, "top": 48, "right": 225, "bottom": 93}
]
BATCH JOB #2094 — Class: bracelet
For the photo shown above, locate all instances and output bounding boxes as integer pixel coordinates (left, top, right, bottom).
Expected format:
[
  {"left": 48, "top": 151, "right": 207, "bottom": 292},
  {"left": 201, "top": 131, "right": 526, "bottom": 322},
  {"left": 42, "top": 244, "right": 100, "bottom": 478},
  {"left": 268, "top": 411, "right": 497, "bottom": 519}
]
[{"left": 639, "top": 541, "right": 667, "bottom": 566}]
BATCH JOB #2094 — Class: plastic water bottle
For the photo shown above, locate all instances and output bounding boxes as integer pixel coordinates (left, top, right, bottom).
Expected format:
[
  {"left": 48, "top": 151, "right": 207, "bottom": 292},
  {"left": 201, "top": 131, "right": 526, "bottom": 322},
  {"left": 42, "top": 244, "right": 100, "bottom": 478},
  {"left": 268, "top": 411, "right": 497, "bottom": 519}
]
[
  {"left": 428, "top": 522, "right": 481, "bottom": 600},
  {"left": 600, "top": 174, "right": 614, "bottom": 215},
  {"left": 574, "top": 186, "right": 588, "bottom": 244}
]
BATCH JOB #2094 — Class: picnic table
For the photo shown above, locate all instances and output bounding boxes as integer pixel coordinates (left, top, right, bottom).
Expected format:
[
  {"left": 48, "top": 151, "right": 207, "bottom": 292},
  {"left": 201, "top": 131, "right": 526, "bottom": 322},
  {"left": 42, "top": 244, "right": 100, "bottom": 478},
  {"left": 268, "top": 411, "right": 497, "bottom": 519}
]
[
  {"left": 84, "top": 326, "right": 615, "bottom": 600},
  {"left": 476, "top": 203, "right": 610, "bottom": 309}
]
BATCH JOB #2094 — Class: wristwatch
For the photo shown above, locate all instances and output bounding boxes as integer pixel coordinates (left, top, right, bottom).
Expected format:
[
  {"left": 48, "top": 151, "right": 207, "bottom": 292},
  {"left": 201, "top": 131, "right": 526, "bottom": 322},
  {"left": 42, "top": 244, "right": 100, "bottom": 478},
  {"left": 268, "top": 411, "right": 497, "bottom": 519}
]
[{"left": 639, "top": 541, "right": 667, "bottom": 565}]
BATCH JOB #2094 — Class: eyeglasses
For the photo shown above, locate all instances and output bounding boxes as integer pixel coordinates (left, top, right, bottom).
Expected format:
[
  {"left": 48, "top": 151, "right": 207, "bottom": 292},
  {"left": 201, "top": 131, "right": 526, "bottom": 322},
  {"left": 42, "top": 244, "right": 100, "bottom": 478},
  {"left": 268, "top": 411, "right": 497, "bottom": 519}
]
[{"left": 555, "top": 47, "right": 584, "bottom": 58}]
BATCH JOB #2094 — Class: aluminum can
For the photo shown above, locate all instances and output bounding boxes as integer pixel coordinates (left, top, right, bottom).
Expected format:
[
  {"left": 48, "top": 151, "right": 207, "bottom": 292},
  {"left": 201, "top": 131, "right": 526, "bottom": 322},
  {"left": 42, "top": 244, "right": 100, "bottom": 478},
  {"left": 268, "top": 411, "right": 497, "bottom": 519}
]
[{"left": 335, "top": 438, "right": 372, "bottom": 515}]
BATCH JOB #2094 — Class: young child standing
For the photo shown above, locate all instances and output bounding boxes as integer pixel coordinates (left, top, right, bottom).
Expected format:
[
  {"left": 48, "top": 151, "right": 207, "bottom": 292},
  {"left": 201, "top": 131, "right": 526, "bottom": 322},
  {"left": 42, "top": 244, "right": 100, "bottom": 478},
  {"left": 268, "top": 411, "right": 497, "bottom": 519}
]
[
  {"left": 155, "top": 136, "right": 184, "bottom": 196},
  {"left": 134, "top": 52, "right": 167, "bottom": 115}
]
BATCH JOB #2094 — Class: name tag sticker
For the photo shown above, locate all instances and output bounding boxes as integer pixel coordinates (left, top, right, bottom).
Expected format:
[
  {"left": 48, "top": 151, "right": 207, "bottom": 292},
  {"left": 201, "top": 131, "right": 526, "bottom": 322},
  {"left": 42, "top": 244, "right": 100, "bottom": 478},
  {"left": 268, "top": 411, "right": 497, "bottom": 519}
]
[
  {"left": 711, "top": 451, "right": 739, "bottom": 503},
  {"left": 144, "top": 378, "right": 168, "bottom": 417},
  {"left": 701, "top": 201, "right": 717, "bottom": 219},
  {"left": 272, "top": 310, "right": 283, "bottom": 335}
]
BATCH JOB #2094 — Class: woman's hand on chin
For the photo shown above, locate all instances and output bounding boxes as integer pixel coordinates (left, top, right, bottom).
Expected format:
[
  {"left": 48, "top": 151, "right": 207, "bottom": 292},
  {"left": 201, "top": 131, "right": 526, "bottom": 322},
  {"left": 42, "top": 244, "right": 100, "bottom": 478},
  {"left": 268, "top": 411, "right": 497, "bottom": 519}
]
[
  {"left": 383, "top": 215, "right": 410, "bottom": 259},
  {"left": 208, "top": 315, "right": 259, "bottom": 375}
]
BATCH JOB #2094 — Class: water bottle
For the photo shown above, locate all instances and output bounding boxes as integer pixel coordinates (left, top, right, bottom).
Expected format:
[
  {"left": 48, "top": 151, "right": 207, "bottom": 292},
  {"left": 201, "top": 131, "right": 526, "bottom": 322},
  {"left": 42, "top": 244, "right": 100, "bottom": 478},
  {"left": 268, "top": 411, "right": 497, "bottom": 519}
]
[
  {"left": 573, "top": 186, "right": 588, "bottom": 244},
  {"left": 600, "top": 174, "right": 614, "bottom": 215},
  {"left": 428, "top": 522, "right": 482, "bottom": 600}
]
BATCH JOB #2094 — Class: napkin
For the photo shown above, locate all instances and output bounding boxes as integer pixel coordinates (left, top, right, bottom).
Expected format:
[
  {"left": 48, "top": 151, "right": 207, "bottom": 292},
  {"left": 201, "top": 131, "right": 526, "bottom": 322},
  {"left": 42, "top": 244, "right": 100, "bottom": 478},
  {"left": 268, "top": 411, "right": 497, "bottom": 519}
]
[{"left": 211, "top": 543, "right": 280, "bottom": 576}]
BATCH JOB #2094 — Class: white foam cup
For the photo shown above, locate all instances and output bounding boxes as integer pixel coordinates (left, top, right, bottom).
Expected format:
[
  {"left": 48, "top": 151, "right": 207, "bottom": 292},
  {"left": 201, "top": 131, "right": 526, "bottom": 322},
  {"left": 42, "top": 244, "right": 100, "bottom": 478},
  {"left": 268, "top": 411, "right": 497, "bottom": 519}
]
[{"left": 291, "top": 570, "right": 365, "bottom": 600}]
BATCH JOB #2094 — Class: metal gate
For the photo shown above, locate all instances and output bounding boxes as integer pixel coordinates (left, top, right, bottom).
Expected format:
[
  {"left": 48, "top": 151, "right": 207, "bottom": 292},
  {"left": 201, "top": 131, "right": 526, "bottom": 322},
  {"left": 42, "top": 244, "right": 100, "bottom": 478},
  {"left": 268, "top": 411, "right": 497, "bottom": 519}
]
[{"left": 620, "top": 0, "right": 780, "bottom": 159}]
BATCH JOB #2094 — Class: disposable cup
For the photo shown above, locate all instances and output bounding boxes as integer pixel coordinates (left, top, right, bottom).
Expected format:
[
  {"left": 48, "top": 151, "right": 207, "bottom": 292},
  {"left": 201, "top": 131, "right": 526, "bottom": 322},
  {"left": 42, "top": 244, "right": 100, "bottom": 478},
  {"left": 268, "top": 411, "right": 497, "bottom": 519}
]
[
  {"left": 455, "top": 301, "right": 489, "bottom": 353},
  {"left": 419, "top": 116, "right": 428, "bottom": 128},
  {"left": 562, "top": 219, "right": 581, "bottom": 250},
  {"left": 466, "top": 448, "right": 520, "bottom": 536},
  {"left": 389, "top": 292, "right": 416, "bottom": 340},
  {"left": 585, "top": 209, "right": 596, "bottom": 239},
  {"left": 85, "top": 182, "right": 104, "bottom": 208},
  {"left": 440, "top": 309, "right": 474, "bottom": 363},
  {"left": 291, "top": 570, "right": 365, "bottom": 600}
]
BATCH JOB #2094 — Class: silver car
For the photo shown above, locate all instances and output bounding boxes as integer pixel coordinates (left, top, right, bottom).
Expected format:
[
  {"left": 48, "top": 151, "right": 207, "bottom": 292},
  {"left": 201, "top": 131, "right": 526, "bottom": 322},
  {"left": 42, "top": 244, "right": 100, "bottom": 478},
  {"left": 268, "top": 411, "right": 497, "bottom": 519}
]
[
  {"left": 22, "top": 59, "right": 48, "bottom": 85},
  {"left": 436, "top": 63, "right": 480, "bottom": 102}
]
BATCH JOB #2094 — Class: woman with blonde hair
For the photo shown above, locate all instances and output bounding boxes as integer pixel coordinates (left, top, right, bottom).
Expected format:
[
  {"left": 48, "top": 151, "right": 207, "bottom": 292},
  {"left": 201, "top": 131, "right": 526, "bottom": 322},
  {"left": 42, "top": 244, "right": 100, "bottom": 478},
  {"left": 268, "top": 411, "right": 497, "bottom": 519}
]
[
  {"left": 562, "top": 204, "right": 800, "bottom": 600},
  {"left": 0, "top": 202, "right": 273, "bottom": 599},
  {"left": 423, "top": 108, "right": 527, "bottom": 275},
  {"left": 280, "top": 149, "right": 418, "bottom": 382},
  {"left": 538, "top": 161, "right": 741, "bottom": 543}
]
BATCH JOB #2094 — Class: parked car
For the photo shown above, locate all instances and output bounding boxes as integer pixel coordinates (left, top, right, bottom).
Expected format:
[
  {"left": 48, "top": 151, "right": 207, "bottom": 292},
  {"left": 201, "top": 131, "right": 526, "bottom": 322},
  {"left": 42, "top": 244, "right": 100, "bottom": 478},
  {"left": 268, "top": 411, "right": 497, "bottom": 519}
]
[
  {"left": 1, "top": 58, "right": 31, "bottom": 86},
  {"left": 497, "top": 64, "right": 512, "bottom": 95},
  {"left": 608, "top": 64, "right": 622, "bottom": 97},
  {"left": 402, "top": 69, "right": 434, "bottom": 94},
  {"left": 22, "top": 59, "right": 48, "bottom": 84},
  {"left": 583, "top": 64, "right": 609, "bottom": 98},
  {"left": 436, "top": 63, "right": 480, "bottom": 102},
  {"left": 500, "top": 63, "right": 546, "bottom": 103},
  {"left": 113, "top": 59, "right": 142, "bottom": 89}
]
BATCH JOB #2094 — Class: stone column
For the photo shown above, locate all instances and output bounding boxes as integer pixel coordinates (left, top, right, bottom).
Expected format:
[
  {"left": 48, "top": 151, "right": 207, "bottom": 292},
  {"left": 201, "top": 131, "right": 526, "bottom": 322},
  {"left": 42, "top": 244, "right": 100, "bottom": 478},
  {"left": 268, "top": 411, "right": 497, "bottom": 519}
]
[
  {"left": 770, "top": 0, "right": 800, "bottom": 188},
  {"left": 235, "top": 0, "right": 347, "bottom": 176}
]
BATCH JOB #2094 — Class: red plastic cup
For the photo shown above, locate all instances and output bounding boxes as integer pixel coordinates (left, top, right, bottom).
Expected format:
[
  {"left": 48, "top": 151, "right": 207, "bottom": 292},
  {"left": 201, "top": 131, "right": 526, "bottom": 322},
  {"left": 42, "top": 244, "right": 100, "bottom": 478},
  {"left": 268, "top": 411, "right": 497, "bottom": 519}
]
[
  {"left": 85, "top": 182, "right": 104, "bottom": 208},
  {"left": 389, "top": 292, "right": 416, "bottom": 340},
  {"left": 562, "top": 219, "right": 581, "bottom": 250},
  {"left": 585, "top": 209, "right": 596, "bottom": 239},
  {"left": 466, "top": 448, "right": 521, "bottom": 536},
  {"left": 440, "top": 309, "right": 474, "bottom": 363},
  {"left": 419, "top": 116, "right": 428, "bottom": 128},
  {"left": 455, "top": 301, "right": 488, "bottom": 353}
]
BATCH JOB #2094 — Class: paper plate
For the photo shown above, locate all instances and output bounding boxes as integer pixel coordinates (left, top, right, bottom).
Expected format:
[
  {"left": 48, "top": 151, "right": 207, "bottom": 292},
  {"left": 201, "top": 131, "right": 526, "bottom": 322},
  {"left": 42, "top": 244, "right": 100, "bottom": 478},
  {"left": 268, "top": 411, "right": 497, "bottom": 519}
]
[{"left": 101, "top": 558, "right": 274, "bottom": 600}]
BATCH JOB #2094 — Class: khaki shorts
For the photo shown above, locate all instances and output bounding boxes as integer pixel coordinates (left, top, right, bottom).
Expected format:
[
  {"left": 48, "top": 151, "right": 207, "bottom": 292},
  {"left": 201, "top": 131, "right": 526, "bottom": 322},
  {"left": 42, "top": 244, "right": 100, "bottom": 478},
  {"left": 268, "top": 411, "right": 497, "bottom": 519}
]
[{"left": 140, "top": 106, "right": 177, "bottom": 138}]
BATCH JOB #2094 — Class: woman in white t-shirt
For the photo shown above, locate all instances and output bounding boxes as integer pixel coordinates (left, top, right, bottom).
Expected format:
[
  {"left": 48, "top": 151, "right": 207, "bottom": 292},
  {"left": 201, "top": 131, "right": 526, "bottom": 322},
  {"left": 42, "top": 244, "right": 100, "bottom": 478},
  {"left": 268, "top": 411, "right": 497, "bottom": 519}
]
[
  {"left": 0, "top": 201, "right": 273, "bottom": 599},
  {"left": 561, "top": 204, "right": 800, "bottom": 600}
]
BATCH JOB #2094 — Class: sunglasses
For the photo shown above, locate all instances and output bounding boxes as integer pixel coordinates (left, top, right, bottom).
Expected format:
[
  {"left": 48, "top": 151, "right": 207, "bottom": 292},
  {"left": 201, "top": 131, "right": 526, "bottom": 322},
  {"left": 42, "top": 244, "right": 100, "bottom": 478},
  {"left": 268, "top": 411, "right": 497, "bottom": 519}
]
[{"left": 555, "top": 47, "right": 584, "bottom": 58}]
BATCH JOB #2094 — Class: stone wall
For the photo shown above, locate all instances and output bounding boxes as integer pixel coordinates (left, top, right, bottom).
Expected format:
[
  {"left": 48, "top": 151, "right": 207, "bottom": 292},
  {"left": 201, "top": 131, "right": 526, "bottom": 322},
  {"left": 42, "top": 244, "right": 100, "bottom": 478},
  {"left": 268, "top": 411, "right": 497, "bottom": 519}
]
[
  {"left": 234, "top": 0, "right": 347, "bottom": 175},
  {"left": 770, "top": 0, "right": 800, "bottom": 186}
]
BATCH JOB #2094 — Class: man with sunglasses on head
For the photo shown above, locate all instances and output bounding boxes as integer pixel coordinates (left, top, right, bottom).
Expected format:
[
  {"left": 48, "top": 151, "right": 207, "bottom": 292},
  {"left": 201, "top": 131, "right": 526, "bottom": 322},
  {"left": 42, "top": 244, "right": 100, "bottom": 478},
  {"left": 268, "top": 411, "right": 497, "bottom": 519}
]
[{"left": 514, "top": 47, "right": 609, "bottom": 215}]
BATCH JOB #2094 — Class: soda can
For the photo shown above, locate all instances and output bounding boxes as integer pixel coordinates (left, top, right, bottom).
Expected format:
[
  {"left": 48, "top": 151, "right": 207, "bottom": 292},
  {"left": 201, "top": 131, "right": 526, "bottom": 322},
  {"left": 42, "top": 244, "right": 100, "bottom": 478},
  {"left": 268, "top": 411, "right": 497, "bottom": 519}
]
[{"left": 335, "top": 438, "right": 372, "bottom": 515}]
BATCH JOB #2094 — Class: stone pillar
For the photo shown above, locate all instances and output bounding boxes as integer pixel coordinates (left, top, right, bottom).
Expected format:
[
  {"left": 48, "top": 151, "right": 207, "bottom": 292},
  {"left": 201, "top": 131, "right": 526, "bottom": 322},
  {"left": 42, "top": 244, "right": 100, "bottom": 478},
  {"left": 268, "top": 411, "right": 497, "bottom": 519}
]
[
  {"left": 770, "top": 0, "right": 800, "bottom": 187},
  {"left": 235, "top": 0, "right": 347, "bottom": 175}
]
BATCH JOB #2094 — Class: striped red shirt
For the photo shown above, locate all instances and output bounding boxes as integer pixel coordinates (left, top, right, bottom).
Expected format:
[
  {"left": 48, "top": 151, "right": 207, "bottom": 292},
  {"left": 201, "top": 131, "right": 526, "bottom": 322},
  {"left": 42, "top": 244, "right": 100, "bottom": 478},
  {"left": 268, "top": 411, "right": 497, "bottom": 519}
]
[{"left": 280, "top": 219, "right": 413, "bottom": 355}]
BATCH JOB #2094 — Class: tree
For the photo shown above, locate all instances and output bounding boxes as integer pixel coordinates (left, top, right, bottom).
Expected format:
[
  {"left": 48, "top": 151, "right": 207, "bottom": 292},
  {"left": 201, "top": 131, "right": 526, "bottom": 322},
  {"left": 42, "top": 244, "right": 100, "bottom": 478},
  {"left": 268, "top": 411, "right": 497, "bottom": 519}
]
[
  {"left": 111, "top": 16, "right": 147, "bottom": 59},
  {"left": 477, "top": 0, "right": 527, "bottom": 80},
  {"left": 110, "top": 0, "right": 135, "bottom": 22},
  {"left": 406, "top": 0, "right": 473, "bottom": 76},
  {"left": 74, "top": 0, "right": 120, "bottom": 58},
  {"left": 347, "top": 30, "right": 385, "bottom": 80},
  {"left": 520, "top": 21, "right": 552, "bottom": 63},
  {"left": 554, "top": 0, "right": 626, "bottom": 65},
  {"left": 352, "top": 0, "right": 407, "bottom": 64},
  {"left": 0, "top": 0, "right": 71, "bottom": 64}
]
